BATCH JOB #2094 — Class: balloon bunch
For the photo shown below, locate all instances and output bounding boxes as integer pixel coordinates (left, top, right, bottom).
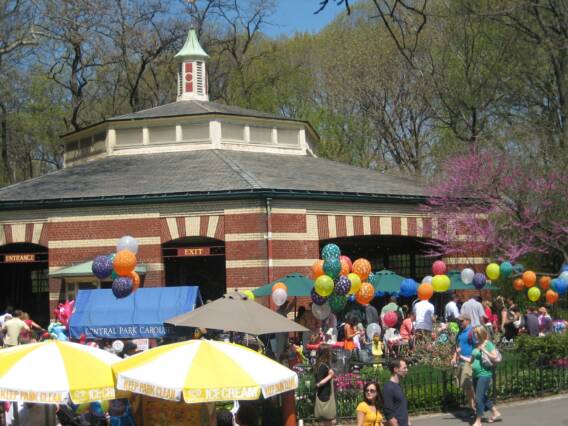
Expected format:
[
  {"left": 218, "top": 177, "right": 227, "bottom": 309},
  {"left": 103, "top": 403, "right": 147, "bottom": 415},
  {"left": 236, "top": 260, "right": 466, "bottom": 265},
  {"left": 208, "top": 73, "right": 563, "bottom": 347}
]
[
  {"left": 91, "top": 235, "right": 141, "bottom": 299},
  {"left": 271, "top": 282, "right": 288, "bottom": 306},
  {"left": 430, "top": 260, "right": 451, "bottom": 292},
  {"left": 310, "top": 243, "right": 374, "bottom": 320}
]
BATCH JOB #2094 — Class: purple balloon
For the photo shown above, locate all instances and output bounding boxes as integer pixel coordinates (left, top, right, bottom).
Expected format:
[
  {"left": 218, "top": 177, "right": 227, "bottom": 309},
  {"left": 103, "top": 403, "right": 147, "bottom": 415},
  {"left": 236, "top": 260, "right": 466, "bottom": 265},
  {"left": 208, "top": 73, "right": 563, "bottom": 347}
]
[
  {"left": 334, "top": 275, "right": 352, "bottom": 296},
  {"left": 112, "top": 276, "right": 133, "bottom": 299},
  {"left": 473, "top": 273, "right": 487, "bottom": 289},
  {"left": 311, "top": 288, "right": 327, "bottom": 305},
  {"left": 92, "top": 255, "right": 114, "bottom": 279}
]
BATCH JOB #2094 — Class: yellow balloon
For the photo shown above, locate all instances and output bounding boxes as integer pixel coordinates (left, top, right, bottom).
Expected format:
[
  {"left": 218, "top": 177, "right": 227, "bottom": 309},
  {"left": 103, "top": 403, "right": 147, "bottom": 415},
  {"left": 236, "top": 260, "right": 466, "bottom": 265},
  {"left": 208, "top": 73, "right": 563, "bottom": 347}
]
[
  {"left": 242, "top": 290, "right": 255, "bottom": 300},
  {"left": 527, "top": 286, "right": 541, "bottom": 302},
  {"left": 432, "top": 274, "right": 450, "bottom": 292},
  {"left": 486, "top": 263, "right": 500, "bottom": 281},
  {"left": 347, "top": 273, "right": 362, "bottom": 294},
  {"left": 315, "top": 275, "right": 334, "bottom": 297}
]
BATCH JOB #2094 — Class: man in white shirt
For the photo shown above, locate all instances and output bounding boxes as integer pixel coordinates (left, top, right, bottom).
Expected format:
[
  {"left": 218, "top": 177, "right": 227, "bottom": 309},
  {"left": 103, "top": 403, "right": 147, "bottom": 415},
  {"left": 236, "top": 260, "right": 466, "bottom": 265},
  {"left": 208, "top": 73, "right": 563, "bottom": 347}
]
[
  {"left": 1, "top": 310, "right": 29, "bottom": 347},
  {"left": 460, "top": 296, "right": 487, "bottom": 327},
  {"left": 444, "top": 293, "right": 460, "bottom": 322},
  {"left": 413, "top": 299, "right": 435, "bottom": 335}
]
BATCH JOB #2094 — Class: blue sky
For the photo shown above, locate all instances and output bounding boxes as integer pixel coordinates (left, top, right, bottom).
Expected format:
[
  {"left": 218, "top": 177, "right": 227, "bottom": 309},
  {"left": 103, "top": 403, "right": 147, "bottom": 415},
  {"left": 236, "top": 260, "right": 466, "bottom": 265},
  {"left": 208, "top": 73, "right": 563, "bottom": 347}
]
[{"left": 266, "top": 0, "right": 344, "bottom": 36}]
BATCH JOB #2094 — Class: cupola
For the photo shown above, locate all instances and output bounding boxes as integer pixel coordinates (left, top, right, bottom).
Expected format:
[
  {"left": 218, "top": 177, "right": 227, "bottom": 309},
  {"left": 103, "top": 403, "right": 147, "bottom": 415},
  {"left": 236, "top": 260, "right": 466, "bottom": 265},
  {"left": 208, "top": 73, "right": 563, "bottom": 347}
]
[{"left": 175, "top": 28, "right": 209, "bottom": 102}]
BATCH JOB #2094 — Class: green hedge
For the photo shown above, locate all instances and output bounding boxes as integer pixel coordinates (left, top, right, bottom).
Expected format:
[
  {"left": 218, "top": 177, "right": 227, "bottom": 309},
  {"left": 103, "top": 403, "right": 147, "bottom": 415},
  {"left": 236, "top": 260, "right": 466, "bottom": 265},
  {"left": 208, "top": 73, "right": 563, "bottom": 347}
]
[{"left": 515, "top": 333, "right": 568, "bottom": 365}]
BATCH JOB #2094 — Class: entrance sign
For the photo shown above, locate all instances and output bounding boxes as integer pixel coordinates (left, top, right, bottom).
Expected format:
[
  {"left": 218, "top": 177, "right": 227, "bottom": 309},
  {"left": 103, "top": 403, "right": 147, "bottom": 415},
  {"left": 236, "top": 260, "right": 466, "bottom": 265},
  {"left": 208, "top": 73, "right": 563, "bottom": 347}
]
[{"left": 4, "top": 254, "right": 36, "bottom": 263}]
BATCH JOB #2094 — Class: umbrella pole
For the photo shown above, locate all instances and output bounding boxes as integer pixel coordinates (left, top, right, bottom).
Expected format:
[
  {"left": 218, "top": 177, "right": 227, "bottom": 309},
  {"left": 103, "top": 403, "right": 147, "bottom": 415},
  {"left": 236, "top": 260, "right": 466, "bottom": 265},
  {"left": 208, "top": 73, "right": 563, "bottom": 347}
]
[
  {"left": 12, "top": 402, "right": 19, "bottom": 426},
  {"left": 281, "top": 390, "right": 297, "bottom": 426}
]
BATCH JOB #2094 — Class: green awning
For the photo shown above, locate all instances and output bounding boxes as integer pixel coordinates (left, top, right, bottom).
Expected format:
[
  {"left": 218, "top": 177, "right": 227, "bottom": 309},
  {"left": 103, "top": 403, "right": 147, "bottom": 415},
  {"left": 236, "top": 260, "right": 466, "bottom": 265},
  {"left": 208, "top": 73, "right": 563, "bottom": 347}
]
[
  {"left": 370, "top": 269, "right": 405, "bottom": 293},
  {"left": 448, "top": 270, "right": 496, "bottom": 290},
  {"left": 252, "top": 273, "right": 314, "bottom": 297},
  {"left": 50, "top": 261, "right": 147, "bottom": 278}
]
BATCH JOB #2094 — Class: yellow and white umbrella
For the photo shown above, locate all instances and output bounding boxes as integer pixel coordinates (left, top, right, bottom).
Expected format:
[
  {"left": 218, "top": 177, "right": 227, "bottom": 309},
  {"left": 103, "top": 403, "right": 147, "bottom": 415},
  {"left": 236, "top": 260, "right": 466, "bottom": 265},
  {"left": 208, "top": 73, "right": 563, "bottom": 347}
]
[
  {"left": 114, "top": 339, "right": 298, "bottom": 403},
  {"left": 0, "top": 341, "right": 121, "bottom": 404}
]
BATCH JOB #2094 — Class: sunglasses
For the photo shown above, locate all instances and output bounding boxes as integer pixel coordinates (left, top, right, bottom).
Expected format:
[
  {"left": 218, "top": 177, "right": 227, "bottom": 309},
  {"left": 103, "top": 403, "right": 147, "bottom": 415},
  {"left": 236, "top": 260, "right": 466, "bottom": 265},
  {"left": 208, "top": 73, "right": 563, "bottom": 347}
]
[{"left": 365, "top": 389, "right": 377, "bottom": 393}]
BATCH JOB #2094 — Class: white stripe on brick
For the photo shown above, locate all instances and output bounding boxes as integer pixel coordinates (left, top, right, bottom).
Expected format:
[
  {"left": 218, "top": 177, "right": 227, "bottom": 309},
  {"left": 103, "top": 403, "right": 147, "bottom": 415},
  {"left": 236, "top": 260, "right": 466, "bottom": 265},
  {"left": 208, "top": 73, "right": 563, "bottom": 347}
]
[
  {"left": 400, "top": 217, "right": 408, "bottom": 236},
  {"left": 273, "top": 232, "right": 318, "bottom": 241},
  {"left": 31, "top": 223, "right": 43, "bottom": 244},
  {"left": 49, "top": 213, "right": 159, "bottom": 222},
  {"left": 166, "top": 217, "right": 179, "bottom": 240},
  {"left": 379, "top": 217, "right": 392, "bottom": 235},
  {"left": 346, "top": 216, "right": 354, "bottom": 237},
  {"left": 416, "top": 217, "right": 423, "bottom": 237},
  {"left": 224, "top": 208, "right": 264, "bottom": 214},
  {"left": 272, "top": 208, "right": 307, "bottom": 214},
  {"left": 185, "top": 216, "right": 200, "bottom": 237},
  {"left": 271, "top": 259, "right": 316, "bottom": 267},
  {"left": 225, "top": 233, "right": 265, "bottom": 242},
  {"left": 145, "top": 263, "right": 164, "bottom": 271},
  {"left": 306, "top": 215, "right": 319, "bottom": 240},
  {"left": 0, "top": 226, "right": 6, "bottom": 246},
  {"left": 49, "top": 237, "right": 161, "bottom": 249},
  {"left": 328, "top": 216, "right": 337, "bottom": 239},
  {"left": 363, "top": 216, "right": 371, "bottom": 235},
  {"left": 226, "top": 259, "right": 268, "bottom": 268},
  {"left": 11, "top": 224, "right": 26, "bottom": 243},
  {"left": 207, "top": 215, "right": 219, "bottom": 238}
]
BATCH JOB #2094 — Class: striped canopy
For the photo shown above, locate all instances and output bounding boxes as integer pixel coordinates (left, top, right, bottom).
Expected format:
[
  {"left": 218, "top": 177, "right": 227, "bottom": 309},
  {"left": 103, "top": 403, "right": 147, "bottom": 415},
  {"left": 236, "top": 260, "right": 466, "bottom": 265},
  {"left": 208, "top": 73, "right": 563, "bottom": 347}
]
[
  {"left": 0, "top": 341, "right": 120, "bottom": 404},
  {"left": 114, "top": 339, "right": 298, "bottom": 404}
]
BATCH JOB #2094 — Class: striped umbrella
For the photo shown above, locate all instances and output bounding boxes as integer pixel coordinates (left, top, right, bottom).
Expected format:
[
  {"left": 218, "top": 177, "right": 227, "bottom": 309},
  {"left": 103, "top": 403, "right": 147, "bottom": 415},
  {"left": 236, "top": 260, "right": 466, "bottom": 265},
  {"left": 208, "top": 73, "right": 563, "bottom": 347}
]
[
  {"left": 114, "top": 339, "right": 298, "bottom": 403},
  {"left": 0, "top": 341, "right": 120, "bottom": 404}
]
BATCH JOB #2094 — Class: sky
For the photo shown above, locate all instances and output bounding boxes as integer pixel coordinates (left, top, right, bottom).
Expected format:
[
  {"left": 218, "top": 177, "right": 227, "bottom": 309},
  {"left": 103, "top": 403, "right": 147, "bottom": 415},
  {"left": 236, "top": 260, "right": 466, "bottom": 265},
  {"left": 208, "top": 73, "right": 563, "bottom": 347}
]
[{"left": 266, "top": 0, "right": 344, "bottom": 37}]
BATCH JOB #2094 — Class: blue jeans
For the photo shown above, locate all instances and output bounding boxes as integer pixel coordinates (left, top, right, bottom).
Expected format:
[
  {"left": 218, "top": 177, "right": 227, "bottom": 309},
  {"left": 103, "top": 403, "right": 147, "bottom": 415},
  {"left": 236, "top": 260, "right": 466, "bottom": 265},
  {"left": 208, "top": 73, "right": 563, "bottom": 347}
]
[{"left": 473, "top": 376, "right": 493, "bottom": 416}]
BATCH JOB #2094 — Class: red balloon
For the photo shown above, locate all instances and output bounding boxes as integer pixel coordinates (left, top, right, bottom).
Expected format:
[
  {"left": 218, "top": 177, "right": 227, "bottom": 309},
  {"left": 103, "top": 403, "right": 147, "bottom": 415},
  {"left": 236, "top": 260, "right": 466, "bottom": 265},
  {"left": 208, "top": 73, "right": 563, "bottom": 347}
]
[
  {"left": 432, "top": 260, "right": 447, "bottom": 275},
  {"left": 546, "top": 290, "right": 559, "bottom": 304},
  {"left": 340, "top": 255, "right": 353, "bottom": 273},
  {"left": 513, "top": 278, "right": 525, "bottom": 292},
  {"left": 539, "top": 276, "right": 551, "bottom": 290},
  {"left": 383, "top": 311, "right": 398, "bottom": 328}
]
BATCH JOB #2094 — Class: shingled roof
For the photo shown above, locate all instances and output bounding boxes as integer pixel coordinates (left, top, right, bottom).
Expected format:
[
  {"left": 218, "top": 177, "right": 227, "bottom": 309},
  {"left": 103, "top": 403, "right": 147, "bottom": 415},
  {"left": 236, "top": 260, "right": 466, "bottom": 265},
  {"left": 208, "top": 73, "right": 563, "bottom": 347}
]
[{"left": 0, "top": 150, "right": 426, "bottom": 208}]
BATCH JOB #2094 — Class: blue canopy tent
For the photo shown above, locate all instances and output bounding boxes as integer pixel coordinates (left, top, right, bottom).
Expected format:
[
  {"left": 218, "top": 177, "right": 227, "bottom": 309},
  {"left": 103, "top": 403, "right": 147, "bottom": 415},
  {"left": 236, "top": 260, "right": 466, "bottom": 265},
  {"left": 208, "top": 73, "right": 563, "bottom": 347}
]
[{"left": 69, "top": 286, "right": 202, "bottom": 339}]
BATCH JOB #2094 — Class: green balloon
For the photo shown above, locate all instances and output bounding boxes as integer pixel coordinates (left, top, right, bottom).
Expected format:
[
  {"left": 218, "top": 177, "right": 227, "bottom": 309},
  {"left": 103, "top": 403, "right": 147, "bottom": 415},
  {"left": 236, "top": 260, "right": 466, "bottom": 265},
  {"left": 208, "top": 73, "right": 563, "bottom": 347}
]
[
  {"left": 328, "top": 294, "right": 347, "bottom": 312},
  {"left": 500, "top": 261, "right": 513, "bottom": 278}
]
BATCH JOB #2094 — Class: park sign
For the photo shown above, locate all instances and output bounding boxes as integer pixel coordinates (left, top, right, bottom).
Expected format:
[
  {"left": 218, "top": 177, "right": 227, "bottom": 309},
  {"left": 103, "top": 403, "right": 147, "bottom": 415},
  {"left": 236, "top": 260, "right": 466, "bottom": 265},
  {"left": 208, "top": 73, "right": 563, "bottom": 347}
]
[{"left": 4, "top": 253, "right": 35, "bottom": 263}]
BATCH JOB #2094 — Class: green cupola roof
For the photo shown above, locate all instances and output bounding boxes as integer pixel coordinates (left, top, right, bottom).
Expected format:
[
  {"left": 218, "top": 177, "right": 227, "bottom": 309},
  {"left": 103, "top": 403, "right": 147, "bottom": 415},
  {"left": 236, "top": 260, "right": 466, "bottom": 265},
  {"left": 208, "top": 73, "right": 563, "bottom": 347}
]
[{"left": 175, "top": 28, "right": 209, "bottom": 60}]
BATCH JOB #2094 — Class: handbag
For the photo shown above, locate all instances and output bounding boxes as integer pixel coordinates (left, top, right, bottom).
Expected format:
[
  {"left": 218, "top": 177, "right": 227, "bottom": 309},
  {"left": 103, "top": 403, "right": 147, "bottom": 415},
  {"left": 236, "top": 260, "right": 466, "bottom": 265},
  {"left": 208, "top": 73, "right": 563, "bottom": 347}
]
[
  {"left": 314, "top": 365, "right": 337, "bottom": 420},
  {"left": 481, "top": 344, "right": 502, "bottom": 368}
]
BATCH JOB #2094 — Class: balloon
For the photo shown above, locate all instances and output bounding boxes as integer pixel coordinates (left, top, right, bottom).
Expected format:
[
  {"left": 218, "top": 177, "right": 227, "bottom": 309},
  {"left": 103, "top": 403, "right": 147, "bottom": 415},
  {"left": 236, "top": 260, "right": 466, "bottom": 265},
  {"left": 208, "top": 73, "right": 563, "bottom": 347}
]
[
  {"left": 513, "top": 263, "right": 525, "bottom": 273},
  {"left": 117, "top": 235, "right": 139, "bottom": 254},
  {"left": 328, "top": 294, "right": 347, "bottom": 312},
  {"left": 560, "top": 263, "right": 568, "bottom": 274},
  {"left": 271, "top": 288, "right": 288, "bottom": 306},
  {"left": 522, "top": 271, "right": 537, "bottom": 288},
  {"left": 539, "top": 276, "right": 551, "bottom": 290},
  {"left": 355, "top": 282, "right": 374, "bottom": 304},
  {"left": 92, "top": 255, "right": 114, "bottom": 279},
  {"left": 432, "top": 260, "right": 447, "bottom": 275},
  {"left": 340, "top": 255, "right": 353, "bottom": 273},
  {"left": 272, "top": 282, "right": 288, "bottom": 293},
  {"left": 323, "top": 258, "right": 342, "bottom": 278},
  {"left": 513, "top": 278, "right": 525, "bottom": 291},
  {"left": 472, "top": 273, "right": 486, "bottom": 290},
  {"left": 460, "top": 268, "right": 475, "bottom": 285},
  {"left": 312, "top": 302, "right": 331, "bottom": 320},
  {"left": 366, "top": 323, "right": 381, "bottom": 339},
  {"left": 321, "top": 243, "right": 341, "bottom": 260},
  {"left": 112, "top": 340, "right": 124, "bottom": 353},
  {"left": 352, "top": 258, "right": 372, "bottom": 281},
  {"left": 347, "top": 295, "right": 355, "bottom": 303},
  {"left": 383, "top": 311, "right": 398, "bottom": 328},
  {"left": 111, "top": 270, "right": 118, "bottom": 280},
  {"left": 400, "top": 278, "right": 418, "bottom": 297},
  {"left": 375, "top": 290, "right": 385, "bottom": 298},
  {"left": 315, "top": 275, "right": 334, "bottom": 297},
  {"left": 553, "top": 278, "right": 568, "bottom": 295},
  {"left": 527, "top": 286, "right": 541, "bottom": 302},
  {"left": 347, "top": 273, "right": 362, "bottom": 294},
  {"left": 448, "top": 322, "right": 460, "bottom": 334},
  {"left": 417, "top": 283, "right": 434, "bottom": 300},
  {"left": 422, "top": 275, "right": 433, "bottom": 285},
  {"left": 113, "top": 250, "right": 137, "bottom": 276},
  {"left": 334, "top": 275, "right": 351, "bottom": 296},
  {"left": 432, "top": 275, "right": 450, "bottom": 292},
  {"left": 112, "top": 277, "right": 133, "bottom": 299},
  {"left": 311, "top": 260, "right": 325, "bottom": 279},
  {"left": 546, "top": 290, "right": 559, "bottom": 304},
  {"left": 130, "top": 271, "right": 141, "bottom": 292},
  {"left": 311, "top": 288, "right": 327, "bottom": 305},
  {"left": 486, "top": 263, "right": 500, "bottom": 281},
  {"left": 560, "top": 271, "right": 568, "bottom": 282},
  {"left": 242, "top": 290, "right": 255, "bottom": 300},
  {"left": 339, "top": 258, "right": 351, "bottom": 276},
  {"left": 500, "top": 261, "right": 513, "bottom": 277}
]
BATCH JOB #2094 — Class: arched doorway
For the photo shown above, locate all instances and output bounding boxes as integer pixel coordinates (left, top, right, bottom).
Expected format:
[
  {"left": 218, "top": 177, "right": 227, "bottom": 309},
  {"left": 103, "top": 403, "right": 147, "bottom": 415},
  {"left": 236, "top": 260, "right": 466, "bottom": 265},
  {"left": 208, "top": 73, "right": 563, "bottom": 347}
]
[
  {"left": 162, "top": 237, "right": 226, "bottom": 302},
  {"left": 0, "top": 243, "right": 49, "bottom": 326}
]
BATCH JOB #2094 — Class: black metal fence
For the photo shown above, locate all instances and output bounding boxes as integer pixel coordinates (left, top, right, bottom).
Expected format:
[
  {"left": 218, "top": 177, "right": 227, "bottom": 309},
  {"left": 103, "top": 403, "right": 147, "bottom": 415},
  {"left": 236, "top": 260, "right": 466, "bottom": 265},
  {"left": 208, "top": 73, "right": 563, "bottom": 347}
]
[{"left": 296, "top": 358, "right": 568, "bottom": 421}]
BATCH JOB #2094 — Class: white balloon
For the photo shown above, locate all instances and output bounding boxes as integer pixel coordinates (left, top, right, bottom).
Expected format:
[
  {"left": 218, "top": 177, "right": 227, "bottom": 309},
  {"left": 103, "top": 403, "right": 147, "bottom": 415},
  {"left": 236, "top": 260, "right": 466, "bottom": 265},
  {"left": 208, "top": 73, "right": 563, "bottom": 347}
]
[
  {"left": 422, "top": 275, "right": 433, "bottom": 284},
  {"left": 312, "top": 302, "right": 331, "bottom": 320},
  {"left": 560, "top": 271, "right": 568, "bottom": 282},
  {"left": 112, "top": 340, "right": 124, "bottom": 353},
  {"left": 366, "top": 322, "right": 381, "bottom": 339},
  {"left": 461, "top": 268, "right": 475, "bottom": 285},
  {"left": 271, "top": 288, "right": 288, "bottom": 306},
  {"left": 117, "top": 235, "right": 139, "bottom": 254}
]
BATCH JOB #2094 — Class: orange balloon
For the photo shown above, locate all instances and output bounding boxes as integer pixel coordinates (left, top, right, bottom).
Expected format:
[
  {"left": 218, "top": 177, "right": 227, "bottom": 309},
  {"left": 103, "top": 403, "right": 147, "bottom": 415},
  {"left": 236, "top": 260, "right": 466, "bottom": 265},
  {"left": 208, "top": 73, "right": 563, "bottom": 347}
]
[
  {"left": 355, "top": 282, "right": 374, "bottom": 304},
  {"left": 272, "top": 282, "right": 288, "bottom": 293},
  {"left": 522, "top": 271, "right": 537, "bottom": 287},
  {"left": 513, "top": 278, "right": 525, "bottom": 292},
  {"left": 352, "top": 258, "right": 372, "bottom": 282},
  {"left": 311, "top": 260, "right": 324, "bottom": 279},
  {"left": 417, "top": 283, "right": 434, "bottom": 301},
  {"left": 340, "top": 258, "right": 351, "bottom": 276},
  {"left": 545, "top": 290, "right": 559, "bottom": 304},
  {"left": 114, "top": 250, "right": 137, "bottom": 276},
  {"left": 130, "top": 271, "right": 141, "bottom": 292},
  {"left": 539, "top": 276, "right": 551, "bottom": 290}
]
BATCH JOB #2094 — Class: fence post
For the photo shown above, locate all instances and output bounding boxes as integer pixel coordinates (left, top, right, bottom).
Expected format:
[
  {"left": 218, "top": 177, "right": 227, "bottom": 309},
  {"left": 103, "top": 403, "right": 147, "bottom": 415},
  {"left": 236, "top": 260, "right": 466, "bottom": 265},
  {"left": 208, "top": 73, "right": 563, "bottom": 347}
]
[{"left": 441, "top": 369, "right": 448, "bottom": 411}]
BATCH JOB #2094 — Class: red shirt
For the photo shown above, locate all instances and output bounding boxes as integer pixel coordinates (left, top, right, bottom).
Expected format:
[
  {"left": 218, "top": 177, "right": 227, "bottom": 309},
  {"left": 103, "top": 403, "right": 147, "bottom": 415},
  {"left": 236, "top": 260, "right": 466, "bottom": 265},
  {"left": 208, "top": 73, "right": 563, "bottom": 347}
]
[{"left": 399, "top": 318, "right": 413, "bottom": 341}]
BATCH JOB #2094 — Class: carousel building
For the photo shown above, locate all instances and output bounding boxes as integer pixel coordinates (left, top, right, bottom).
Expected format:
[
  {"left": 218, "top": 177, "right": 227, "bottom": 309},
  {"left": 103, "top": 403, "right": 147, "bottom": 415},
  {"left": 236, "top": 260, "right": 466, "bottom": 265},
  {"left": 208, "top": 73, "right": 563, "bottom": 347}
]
[{"left": 0, "top": 30, "right": 481, "bottom": 323}]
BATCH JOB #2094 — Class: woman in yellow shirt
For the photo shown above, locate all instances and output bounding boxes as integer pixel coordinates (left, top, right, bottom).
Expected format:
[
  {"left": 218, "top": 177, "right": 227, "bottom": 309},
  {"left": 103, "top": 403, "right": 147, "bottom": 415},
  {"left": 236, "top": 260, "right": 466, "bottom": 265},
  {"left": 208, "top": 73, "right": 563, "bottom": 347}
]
[{"left": 356, "top": 382, "right": 384, "bottom": 426}]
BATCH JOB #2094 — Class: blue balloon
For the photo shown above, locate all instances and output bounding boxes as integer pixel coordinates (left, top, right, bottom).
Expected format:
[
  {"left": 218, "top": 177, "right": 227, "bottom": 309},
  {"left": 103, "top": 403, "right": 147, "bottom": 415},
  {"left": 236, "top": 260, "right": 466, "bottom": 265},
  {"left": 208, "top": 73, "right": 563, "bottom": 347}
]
[
  {"left": 321, "top": 243, "right": 341, "bottom": 260},
  {"left": 92, "top": 255, "right": 113, "bottom": 279},
  {"left": 554, "top": 278, "right": 568, "bottom": 296},
  {"left": 347, "top": 295, "right": 355, "bottom": 302},
  {"left": 560, "top": 263, "right": 568, "bottom": 274},
  {"left": 323, "top": 258, "right": 342, "bottom": 278},
  {"left": 400, "top": 278, "right": 418, "bottom": 297},
  {"left": 311, "top": 288, "right": 327, "bottom": 305},
  {"left": 473, "top": 273, "right": 487, "bottom": 289},
  {"left": 500, "top": 261, "right": 513, "bottom": 278},
  {"left": 513, "top": 263, "right": 525, "bottom": 273},
  {"left": 112, "top": 276, "right": 133, "bottom": 299}
]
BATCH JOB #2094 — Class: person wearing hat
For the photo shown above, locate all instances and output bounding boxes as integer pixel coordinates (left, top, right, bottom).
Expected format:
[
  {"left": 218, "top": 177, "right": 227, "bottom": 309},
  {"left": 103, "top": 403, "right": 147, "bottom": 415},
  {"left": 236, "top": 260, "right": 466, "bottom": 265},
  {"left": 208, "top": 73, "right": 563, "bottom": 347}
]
[{"left": 451, "top": 313, "right": 476, "bottom": 416}]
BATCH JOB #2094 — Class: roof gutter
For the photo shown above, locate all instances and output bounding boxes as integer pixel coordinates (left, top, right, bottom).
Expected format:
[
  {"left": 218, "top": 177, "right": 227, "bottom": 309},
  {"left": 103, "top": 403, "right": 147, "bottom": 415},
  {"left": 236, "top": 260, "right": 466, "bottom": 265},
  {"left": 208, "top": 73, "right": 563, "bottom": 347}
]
[{"left": 0, "top": 189, "right": 428, "bottom": 211}]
